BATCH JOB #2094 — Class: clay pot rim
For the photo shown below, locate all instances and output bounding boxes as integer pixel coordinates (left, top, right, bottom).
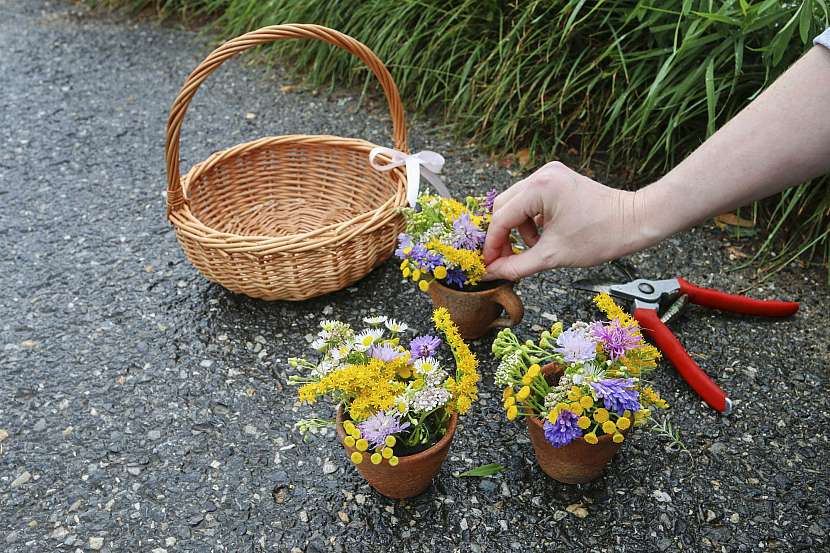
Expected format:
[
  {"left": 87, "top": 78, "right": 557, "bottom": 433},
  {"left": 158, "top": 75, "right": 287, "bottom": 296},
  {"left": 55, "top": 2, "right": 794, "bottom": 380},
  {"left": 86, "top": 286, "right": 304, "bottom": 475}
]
[
  {"left": 526, "top": 362, "right": 631, "bottom": 446},
  {"left": 429, "top": 278, "right": 515, "bottom": 297},
  {"left": 336, "top": 404, "right": 458, "bottom": 466}
]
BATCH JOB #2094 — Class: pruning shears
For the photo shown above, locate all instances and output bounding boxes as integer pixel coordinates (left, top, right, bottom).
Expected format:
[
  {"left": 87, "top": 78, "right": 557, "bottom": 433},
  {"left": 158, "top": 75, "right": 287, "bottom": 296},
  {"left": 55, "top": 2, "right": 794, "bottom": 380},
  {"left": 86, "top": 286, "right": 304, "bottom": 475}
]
[{"left": 572, "top": 274, "right": 799, "bottom": 414}]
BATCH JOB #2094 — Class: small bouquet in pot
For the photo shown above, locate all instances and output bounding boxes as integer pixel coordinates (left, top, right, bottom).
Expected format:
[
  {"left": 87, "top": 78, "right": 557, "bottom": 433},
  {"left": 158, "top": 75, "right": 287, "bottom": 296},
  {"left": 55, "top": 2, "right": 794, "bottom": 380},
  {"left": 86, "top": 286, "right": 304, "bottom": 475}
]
[
  {"left": 395, "top": 189, "right": 524, "bottom": 340},
  {"left": 395, "top": 189, "right": 497, "bottom": 292},
  {"left": 492, "top": 293, "right": 669, "bottom": 447},
  {"left": 289, "top": 309, "right": 479, "bottom": 498}
]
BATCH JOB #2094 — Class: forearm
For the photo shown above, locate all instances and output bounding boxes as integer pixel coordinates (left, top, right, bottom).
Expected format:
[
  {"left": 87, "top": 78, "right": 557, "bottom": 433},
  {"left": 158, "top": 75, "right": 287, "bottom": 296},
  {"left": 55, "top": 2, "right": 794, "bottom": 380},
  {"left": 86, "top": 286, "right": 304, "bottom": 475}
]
[{"left": 634, "top": 45, "right": 830, "bottom": 249}]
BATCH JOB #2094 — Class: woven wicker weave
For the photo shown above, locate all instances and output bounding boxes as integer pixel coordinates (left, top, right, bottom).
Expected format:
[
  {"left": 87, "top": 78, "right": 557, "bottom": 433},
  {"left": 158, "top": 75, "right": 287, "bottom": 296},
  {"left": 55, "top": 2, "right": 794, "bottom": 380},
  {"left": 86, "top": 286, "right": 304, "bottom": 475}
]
[{"left": 165, "top": 25, "right": 408, "bottom": 300}]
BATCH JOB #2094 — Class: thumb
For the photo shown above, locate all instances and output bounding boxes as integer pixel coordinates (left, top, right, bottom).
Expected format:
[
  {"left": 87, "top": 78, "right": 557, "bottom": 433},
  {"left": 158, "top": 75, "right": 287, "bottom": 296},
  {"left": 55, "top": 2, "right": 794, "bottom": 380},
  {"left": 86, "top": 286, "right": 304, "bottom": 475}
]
[{"left": 483, "top": 249, "right": 550, "bottom": 282}]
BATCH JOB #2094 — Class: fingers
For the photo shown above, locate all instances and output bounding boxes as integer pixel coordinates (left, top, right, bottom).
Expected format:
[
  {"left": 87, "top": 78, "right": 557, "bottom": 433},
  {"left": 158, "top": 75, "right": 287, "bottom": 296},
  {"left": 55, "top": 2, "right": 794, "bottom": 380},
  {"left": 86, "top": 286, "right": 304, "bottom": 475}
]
[
  {"left": 517, "top": 219, "right": 540, "bottom": 248},
  {"left": 482, "top": 191, "right": 542, "bottom": 264},
  {"left": 483, "top": 247, "right": 552, "bottom": 282}
]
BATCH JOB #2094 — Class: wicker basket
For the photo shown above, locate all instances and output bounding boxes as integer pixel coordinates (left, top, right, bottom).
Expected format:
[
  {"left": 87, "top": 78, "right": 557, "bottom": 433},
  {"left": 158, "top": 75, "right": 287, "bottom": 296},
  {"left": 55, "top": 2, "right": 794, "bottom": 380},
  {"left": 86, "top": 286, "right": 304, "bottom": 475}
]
[{"left": 165, "top": 25, "right": 408, "bottom": 301}]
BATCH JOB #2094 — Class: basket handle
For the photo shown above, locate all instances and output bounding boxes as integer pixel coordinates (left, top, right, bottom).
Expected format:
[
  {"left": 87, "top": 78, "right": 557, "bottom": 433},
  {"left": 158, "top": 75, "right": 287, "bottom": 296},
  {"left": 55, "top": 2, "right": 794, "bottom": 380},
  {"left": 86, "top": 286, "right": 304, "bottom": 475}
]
[{"left": 165, "top": 24, "right": 408, "bottom": 214}]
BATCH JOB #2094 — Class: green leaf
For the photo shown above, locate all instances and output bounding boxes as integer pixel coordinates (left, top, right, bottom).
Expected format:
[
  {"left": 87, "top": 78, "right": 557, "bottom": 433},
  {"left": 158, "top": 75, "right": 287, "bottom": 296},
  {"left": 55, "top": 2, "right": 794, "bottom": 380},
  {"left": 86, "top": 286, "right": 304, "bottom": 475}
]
[
  {"left": 458, "top": 463, "right": 504, "bottom": 477},
  {"left": 799, "top": 0, "right": 813, "bottom": 43},
  {"left": 705, "top": 57, "right": 716, "bottom": 137}
]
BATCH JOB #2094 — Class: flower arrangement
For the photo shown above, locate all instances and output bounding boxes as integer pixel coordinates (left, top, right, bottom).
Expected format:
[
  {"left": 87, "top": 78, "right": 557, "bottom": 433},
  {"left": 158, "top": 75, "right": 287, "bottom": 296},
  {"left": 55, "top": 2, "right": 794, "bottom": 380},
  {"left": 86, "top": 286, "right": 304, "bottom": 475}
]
[
  {"left": 289, "top": 308, "right": 479, "bottom": 469},
  {"left": 491, "top": 293, "right": 669, "bottom": 448},
  {"left": 395, "top": 189, "right": 498, "bottom": 292}
]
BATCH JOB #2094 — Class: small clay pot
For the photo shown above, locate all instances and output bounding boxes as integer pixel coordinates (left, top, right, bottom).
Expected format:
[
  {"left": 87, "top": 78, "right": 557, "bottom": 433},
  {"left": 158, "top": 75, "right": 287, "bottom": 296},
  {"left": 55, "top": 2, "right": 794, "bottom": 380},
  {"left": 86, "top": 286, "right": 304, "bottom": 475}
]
[
  {"left": 526, "top": 363, "right": 632, "bottom": 484},
  {"left": 426, "top": 279, "right": 523, "bottom": 340},
  {"left": 335, "top": 406, "right": 457, "bottom": 499}
]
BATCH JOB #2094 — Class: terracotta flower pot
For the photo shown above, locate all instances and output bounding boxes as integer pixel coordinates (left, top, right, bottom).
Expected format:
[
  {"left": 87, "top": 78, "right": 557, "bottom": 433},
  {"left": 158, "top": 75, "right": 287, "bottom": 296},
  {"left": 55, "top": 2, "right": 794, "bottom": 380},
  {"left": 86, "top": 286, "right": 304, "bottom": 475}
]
[
  {"left": 335, "top": 406, "right": 457, "bottom": 499},
  {"left": 525, "top": 363, "right": 632, "bottom": 484},
  {"left": 426, "top": 279, "right": 523, "bottom": 340}
]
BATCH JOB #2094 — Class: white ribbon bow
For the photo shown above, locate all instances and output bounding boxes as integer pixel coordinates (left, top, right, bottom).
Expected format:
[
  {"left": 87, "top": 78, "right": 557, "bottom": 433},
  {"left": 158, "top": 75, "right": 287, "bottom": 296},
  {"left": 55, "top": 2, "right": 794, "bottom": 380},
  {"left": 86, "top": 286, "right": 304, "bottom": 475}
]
[{"left": 369, "top": 147, "right": 450, "bottom": 208}]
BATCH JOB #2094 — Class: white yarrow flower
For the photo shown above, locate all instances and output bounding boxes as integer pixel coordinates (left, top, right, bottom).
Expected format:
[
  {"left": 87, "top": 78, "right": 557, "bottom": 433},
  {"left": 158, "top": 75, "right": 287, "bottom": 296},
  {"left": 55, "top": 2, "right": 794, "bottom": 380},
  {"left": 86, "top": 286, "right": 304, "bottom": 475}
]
[
  {"left": 494, "top": 351, "right": 522, "bottom": 386},
  {"left": 410, "top": 386, "right": 451, "bottom": 412}
]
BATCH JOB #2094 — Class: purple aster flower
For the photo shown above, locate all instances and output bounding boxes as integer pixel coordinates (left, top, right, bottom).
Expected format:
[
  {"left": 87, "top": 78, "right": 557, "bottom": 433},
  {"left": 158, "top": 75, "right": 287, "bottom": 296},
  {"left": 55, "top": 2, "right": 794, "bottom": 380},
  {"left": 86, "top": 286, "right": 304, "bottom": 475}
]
[
  {"left": 484, "top": 188, "right": 498, "bottom": 213},
  {"left": 590, "top": 378, "right": 641, "bottom": 415},
  {"left": 543, "top": 410, "right": 582, "bottom": 448},
  {"left": 554, "top": 329, "right": 597, "bottom": 363},
  {"left": 451, "top": 213, "right": 486, "bottom": 250},
  {"left": 408, "top": 243, "right": 430, "bottom": 266},
  {"left": 444, "top": 268, "right": 467, "bottom": 289},
  {"left": 368, "top": 345, "right": 404, "bottom": 363},
  {"left": 357, "top": 411, "right": 410, "bottom": 448},
  {"left": 410, "top": 335, "right": 441, "bottom": 360},
  {"left": 421, "top": 251, "right": 444, "bottom": 272},
  {"left": 394, "top": 233, "right": 413, "bottom": 259},
  {"left": 590, "top": 319, "right": 641, "bottom": 360}
]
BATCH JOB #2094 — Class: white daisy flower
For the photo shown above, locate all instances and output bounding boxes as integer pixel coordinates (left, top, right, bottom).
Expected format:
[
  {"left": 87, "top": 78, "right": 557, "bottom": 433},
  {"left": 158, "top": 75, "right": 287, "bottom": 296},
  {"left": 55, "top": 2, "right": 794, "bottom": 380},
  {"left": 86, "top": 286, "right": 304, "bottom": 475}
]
[
  {"left": 330, "top": 343, "right": 353, "bottom": 363},
  {"left": 384, "top": 319, "right": 409, "bottom": 333},
  {"left": 363, "top": 315, "right": 388, "bottom": 326},
  {"left": 413, "top": 357, "right": 441, "bottom": 375},
  {"left": 313, "top": 360, "right": 335, "bottom": 377},
  {"left": 393, "top": 395, "right": 410, "bottom": 416},
  {"left": 354, "top": 328, "right": 384, "bottom": 349},
  {"left": 319, "top": 319, "right": 339, "bottom": 330},
  {"left": 310, "top": 338, "right": 326, "bottom": 351}
]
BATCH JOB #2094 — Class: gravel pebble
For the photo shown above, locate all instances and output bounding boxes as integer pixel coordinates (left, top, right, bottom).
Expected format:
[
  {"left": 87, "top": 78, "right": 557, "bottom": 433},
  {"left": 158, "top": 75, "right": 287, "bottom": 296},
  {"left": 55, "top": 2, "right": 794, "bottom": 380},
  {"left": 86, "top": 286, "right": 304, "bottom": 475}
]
[{"left": 11, "top": 471, "right": 31, "bottom": 488}]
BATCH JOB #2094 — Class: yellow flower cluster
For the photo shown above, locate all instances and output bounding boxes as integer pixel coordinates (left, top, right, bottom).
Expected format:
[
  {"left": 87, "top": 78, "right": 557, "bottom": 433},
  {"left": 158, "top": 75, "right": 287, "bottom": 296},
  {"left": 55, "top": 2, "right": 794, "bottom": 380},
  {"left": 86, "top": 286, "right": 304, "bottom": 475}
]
[
  {"left": 426, "top": 240, "right": 486, "bottom": 285},
  {"left": 502, "top": 364, "right": 544, "bottom": 421},
  {"left": 298, "top": 358, "right": 406, "bottom": 421},
  {"left": 433, "top": 308, "right": 479, "bottom": 414},
  {"left": 594, "top": 292, "right": 638, "bottom": 329},
  {"left": 641, "top": 386, "right": 669, "bottom": 409},
  {"left": 620, "top": 345, "right": 661, "bottom": 375},
  {"left": 341, "top": 420, "right": 400, "bottom": 467},
  {"left": 437, "top": 197, "right": 467, "bottom": 222},
  {"left": 401, "top": 257, "right": 445, "bottom": 292}
]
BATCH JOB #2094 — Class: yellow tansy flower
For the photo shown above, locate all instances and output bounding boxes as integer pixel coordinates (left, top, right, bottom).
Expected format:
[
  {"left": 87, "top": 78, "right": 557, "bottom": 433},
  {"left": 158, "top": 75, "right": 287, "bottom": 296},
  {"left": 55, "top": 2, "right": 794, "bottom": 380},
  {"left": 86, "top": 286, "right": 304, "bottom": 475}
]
[
  {"left": 568, "top": 402, "right": 584, "bottom": 416},
  {"left": 594, "top": 408, "right": 610, "bottom": 424},
  {"left": 350, "top": 451, "right": 363, "bottom": 464},
  {"left": 584, "top": 432, "right": 598, "bottom": 445},
  {"left": 602, "top": 420, "right": 617, "bottom": 435},
  {"left": 577, "top": 416, "right": 591, "bottom": 429}
]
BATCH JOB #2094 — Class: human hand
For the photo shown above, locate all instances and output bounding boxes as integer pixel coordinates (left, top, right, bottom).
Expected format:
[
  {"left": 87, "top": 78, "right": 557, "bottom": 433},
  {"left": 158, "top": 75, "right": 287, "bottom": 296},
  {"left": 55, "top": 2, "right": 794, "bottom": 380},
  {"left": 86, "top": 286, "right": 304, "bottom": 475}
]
[{"left": 483, "top": 161, "right": 648, "bottom": 281}]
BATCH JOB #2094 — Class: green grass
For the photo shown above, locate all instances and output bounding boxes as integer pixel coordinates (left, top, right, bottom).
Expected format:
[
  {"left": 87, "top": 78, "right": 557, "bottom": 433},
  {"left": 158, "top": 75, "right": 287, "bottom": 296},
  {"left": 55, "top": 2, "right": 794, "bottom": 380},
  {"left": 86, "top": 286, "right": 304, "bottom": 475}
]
[{"left": 91, "top": 0, "right": 830, "bottom": 281}]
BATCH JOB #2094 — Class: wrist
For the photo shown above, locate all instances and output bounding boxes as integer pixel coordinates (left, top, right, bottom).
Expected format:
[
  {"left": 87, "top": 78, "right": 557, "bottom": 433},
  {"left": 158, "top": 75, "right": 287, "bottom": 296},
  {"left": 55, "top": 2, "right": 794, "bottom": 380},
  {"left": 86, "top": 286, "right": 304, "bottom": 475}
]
[{"left": 623, "top": 181, "right": 674, "bottom": 255}]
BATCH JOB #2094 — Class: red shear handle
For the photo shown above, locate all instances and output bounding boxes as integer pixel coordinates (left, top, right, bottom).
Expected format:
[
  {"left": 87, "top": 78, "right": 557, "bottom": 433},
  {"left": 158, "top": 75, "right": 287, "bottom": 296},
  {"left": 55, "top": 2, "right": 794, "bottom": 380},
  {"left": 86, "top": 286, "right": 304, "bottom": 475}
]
[
  {"left": 634, "top": 307, "right": 729, "bottom": 413},
  {"left": 677, "top": 278, "right": 798, "bottom": 317}
]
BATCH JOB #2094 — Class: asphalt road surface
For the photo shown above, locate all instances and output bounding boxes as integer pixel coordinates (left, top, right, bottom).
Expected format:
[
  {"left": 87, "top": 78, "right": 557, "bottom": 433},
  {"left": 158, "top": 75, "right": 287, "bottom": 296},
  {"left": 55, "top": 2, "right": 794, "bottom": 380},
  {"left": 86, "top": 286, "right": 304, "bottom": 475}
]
[{"left": 1, "top": 1, "right": 828, "bottom": 551}]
